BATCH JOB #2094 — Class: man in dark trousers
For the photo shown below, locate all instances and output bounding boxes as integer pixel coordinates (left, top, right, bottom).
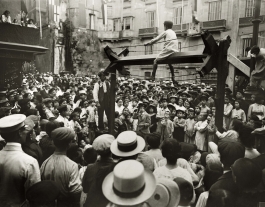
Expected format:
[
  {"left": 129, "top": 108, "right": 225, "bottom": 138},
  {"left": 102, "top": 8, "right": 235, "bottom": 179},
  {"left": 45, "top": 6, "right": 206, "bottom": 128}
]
[{"left": 93, "top": 70, "right": 110, "bottom": 131}]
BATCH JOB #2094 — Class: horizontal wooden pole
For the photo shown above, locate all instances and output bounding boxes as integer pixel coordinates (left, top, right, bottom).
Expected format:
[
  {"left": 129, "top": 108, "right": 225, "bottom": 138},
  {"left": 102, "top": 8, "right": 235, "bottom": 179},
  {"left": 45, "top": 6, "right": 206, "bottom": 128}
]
[{"left": 112, "top": 52, "right": 207, "bottom": 66}]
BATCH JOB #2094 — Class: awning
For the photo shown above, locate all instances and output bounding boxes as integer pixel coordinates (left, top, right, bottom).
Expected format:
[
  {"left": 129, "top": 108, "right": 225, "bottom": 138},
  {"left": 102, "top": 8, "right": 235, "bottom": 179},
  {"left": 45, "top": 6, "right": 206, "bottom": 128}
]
[{"left": 0, "top": 41, "right": 48, "bottom": 55}]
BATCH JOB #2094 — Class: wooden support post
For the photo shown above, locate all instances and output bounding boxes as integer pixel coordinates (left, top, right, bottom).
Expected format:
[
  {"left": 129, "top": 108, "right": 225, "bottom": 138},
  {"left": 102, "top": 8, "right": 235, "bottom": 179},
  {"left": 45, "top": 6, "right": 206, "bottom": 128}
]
[
  {"left": 215, "top": 36, "right": 231, "bottom": 132},
  {"left": 226, "top": 0, "right": 239, "bottom": 93},
  {"left": 109, "top": 67, "right": 116, "bottom": 136}
]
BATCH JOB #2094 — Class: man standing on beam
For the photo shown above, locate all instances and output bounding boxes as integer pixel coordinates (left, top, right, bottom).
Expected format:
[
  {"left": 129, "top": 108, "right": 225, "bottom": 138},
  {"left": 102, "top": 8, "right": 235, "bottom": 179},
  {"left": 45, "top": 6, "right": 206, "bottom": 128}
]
[{"left": 144, "top": 21, "right": 179, "bottom": 85}]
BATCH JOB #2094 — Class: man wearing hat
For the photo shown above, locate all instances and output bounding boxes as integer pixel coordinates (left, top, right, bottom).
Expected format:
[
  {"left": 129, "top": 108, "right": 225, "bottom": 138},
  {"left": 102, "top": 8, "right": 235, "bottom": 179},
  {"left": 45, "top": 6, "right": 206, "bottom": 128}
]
[
  {"left": 102, "top": 160, "right": 156, "bottom": 207},
  {"left": 144, "top": 21, "right": 178, "bottom": 84},
  {"left": 41, "top": 127, "right": 82, "bottom": 207},
  {"left": 93, "top": 70, "right": 111, "bottom": 131},
  {"left": 0, "top": 114, "right": 41, "bottom": 206},
  {"left": 82, "top": 134, "right": 116, "bottom": 207}
]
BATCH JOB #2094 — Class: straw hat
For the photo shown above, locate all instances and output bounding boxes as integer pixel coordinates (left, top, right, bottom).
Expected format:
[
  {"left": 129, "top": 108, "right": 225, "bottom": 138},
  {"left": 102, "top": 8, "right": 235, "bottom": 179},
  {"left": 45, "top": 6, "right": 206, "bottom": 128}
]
[
  {"left": 110, "top": 131, "right": 145, "bottom": 157},
  {"left": 146, "top": 178, "right": 180, "bottom": 207},
  {"left": 102, "top": 160, "right": 156, "bottom": 206}
]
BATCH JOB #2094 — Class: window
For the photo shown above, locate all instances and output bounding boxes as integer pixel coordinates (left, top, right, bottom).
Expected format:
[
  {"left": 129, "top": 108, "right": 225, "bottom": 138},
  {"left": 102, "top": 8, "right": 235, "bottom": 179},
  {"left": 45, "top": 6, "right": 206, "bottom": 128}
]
[
  {"left": 146, "top": 11, "right": 156, "bottom": 28},
  {"left": 107, "top": 6, "right": 112, "bottom": 18},
  {"left": 54, "top": 5, "right": 60, "bottom": 22},
  {"left": 113, "top": 19, "right": 119, "bottom": 31},
  {"left": 208, "top": 1, "right": 222, "bottom": 21},
  {"left": 89, "top": 14, "right": 95, "bottom": 30},
  {"left": 122, "top": 17, "right": 132, "bottom": 30},
  {"left": 178, "top": 42, "right": 181, "bottom": 52},
  {"left": 145, "top": 72, "right": 151, "bottom": 80},
  {"left": 242, "top": 38, "right": 252, "bottom": 57},
  {"left": 245, "top": 0, "right": 254, "bottom": 17},
  {"left": 173, "top": 7, "right": 182, "bottom": 25},
  {"left": 145, "top": 45, "right": 153, "bottom": 55}
]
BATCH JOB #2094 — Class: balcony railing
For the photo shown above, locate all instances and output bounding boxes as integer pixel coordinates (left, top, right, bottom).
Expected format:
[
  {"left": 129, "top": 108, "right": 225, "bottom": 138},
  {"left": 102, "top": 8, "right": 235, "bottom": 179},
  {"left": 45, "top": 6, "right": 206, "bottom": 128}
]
[
  {"left": 119, "top": 30, "right": 135, "bottom": 39},
  {"left": 201, "top": 19, "right": 226, "bottom": 31},
  {"left": 0, "top": 23, "right": 40, "bottom": 45},
  {"left": 98, "top": 31, "right": 120, "bottom": 40},
  {"left": 172, "top": 24, "right": 188, "bottom": 34},
  {"left": 139, "top": 27, "right": 158, "bottom": 37},
  {"left": 239, "top": 15, "right": 265, "bottom": 27}
]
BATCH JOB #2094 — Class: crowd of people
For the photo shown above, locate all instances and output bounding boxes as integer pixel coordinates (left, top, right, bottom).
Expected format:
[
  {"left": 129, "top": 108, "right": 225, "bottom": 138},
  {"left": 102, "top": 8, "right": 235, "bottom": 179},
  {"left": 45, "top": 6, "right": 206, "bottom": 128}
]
[
  {"left": 0, "top": 69, "right": 265, "bottom": 207},
  {"left": 1, "top": 10, "right": 37, "bottom": 28}
]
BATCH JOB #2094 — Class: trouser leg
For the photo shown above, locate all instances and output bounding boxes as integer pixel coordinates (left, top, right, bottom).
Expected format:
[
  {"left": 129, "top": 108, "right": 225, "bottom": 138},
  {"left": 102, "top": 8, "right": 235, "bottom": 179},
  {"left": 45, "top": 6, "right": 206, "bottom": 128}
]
[
  {"left": 152, "top": 59, "right": 158, "bottom": 78},
  {"left": 98, "top": 102, "right": 104, "bottom": 129}
]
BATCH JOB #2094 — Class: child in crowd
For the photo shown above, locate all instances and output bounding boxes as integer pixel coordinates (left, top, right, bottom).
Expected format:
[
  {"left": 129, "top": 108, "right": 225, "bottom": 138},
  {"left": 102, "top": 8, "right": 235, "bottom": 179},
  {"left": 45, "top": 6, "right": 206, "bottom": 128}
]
[
  {"left": 160, "top": 111, "right": 174, "bottom": 140},
  {"left": 194, "top": 106, "right": 201, "bottom": 121},
  {"left": 146, "top": 104, "right": 157, "bottom": 133},
  {"left": 184, "top": 108, "right": 196, "bottom": 144},
  {"left": 173, "top": 109, "right": 186, "bottom": 142},
  {"left": 194, "top": 113, "right": 208, "bottom": 151}
]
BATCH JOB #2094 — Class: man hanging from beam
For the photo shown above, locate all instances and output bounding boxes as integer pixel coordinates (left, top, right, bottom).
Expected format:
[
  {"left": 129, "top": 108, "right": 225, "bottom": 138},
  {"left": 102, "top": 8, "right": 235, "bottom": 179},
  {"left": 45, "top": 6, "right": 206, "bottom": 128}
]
[{"left": 144, "top": 21, "right": 179, "bottom": 84}]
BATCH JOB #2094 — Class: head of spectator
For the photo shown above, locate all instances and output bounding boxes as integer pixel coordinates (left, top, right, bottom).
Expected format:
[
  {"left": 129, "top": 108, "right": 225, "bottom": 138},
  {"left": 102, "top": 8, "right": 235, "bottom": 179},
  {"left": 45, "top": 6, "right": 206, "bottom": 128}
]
[
  {"left": 146, "top": 132, "right": 161, "bottom": 149},
  {"left": 83, "top": 147, "right": 97, "bottom": 165},
  {"left": 26, "top": 181, "right": 60, "bottom": 207},
  {"left": 93, "top": 134, "right": 115, "bottom": 159},
  {"left": 231, "top": 158, "right": 262, "bottom": 190},
  {"left": 161, "top": 139, "right": 181, "bottom": 165},
  {"left": 147, "top": 178, "right": 180, "bottom": 207},
  {"left": 230, "top": 119, "right": 243, "bottom": 133},
  {"left": 238, "top": 125, "right": 255, "bottom": 149},
  {"left": 206, "top": 189, "right": 236, "bottom": 207},
  {"left": 174, "top": 177, "right": 194, "bottom": 206},
  {"left": 110, "top": 131, "right": 145, "bottom": 160},
  {"left": 51, "top": 127, "right": 75, "bottom": 152},
  {"left": 58, "top": 105, "right": 68, "bottom": 118},
  {"left": 0, "top": 114, "right": 28, "bottom": 143},
  {"left": 218, "top": 139, "right": 245, "bottom": 171},
  {"left": 102, "top": 160, "right": 156, "bottom": 207},
  {"left": 45, "top": 120, "right": 61, "bottom": 137}
]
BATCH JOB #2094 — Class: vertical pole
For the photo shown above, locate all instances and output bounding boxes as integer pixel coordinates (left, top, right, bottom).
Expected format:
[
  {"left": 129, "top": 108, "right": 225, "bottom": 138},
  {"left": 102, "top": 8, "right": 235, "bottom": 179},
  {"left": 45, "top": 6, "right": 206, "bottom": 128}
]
[
  {"left": 215, "top": 37, "right": 231, "bottom": 133},
  {"left": 226, "top": 0, "right": 239, "bottom": 93},
  {"left": 109, "top": 68, "right": 117, "bottom": 135},
  {"left": 156, "top": 0, "right": 159, "bottom": 27},
  {"left": 250, "top": 0, "right": 261, "bottom": 72},
  {"left": 39, "top": 0, "right": 42, "bottom": 39}
]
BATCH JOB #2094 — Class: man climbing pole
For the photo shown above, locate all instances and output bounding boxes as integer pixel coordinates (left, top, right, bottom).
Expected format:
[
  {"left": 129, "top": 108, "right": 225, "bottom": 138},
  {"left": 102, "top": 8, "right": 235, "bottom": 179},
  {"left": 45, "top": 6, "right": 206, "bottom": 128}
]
[{"left": 144, "top": 21, "right": 179, "bottom": 84}]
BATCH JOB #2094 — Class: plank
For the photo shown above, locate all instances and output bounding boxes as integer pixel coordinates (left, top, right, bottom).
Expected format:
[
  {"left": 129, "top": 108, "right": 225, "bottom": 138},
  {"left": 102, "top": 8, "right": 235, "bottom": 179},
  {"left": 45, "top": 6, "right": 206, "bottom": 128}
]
[
  {"left": 227, "top": 53, "right": 250, "bottom": 77},
  {"left": 112, "top": 52, "right": 207, "bottom": 66}
]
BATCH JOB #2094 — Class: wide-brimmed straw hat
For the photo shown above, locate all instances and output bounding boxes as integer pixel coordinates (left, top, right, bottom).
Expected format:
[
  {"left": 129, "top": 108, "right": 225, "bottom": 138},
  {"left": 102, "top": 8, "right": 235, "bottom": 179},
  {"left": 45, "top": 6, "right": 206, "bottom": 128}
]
[
  {"left": 110, "top": 131, "right": 145, "bottom": 157},
  {"left": 146, "top": 178, "right": 180, "bottom": 207},
  {"left": 102, "top": 160, "right": 156, "bottom": 206}
]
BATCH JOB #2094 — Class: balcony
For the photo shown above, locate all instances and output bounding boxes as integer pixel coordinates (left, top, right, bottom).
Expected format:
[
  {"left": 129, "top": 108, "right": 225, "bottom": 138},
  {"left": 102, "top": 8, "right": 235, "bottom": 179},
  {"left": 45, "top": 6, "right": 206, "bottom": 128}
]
[
  {"left": 172, "top": 24, "right": 188, "bottom": 35},
  {"left": 201, "top": 19, "right": 226, "bottom": 31},
  {"left": 119, "top": 30, "right": 135, "bottom": 40},
  {"left": 0, "top": 23, "right": 40, "bottom": 46},
  {"left": 139, "top": 27, "right": 158, "bottom": 38},
  {"left": 98, "top": 31, "right": 120, "bottom": 41},
  {"left": 239, "top": 15, "right": 265, "bottom": 27}
]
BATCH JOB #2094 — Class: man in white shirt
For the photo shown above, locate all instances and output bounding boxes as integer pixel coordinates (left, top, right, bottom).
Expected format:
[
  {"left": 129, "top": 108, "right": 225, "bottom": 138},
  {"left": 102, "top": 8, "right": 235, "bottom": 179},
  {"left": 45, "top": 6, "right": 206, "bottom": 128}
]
[
  {"left": 56, "top": 105, "right": 70, "bottom": 128},
  {"left": 93, "top": 70, "right": 110, "bottom": 130},
  {"left": 0, "top": 114, "right": 41, "bottom": 206}
]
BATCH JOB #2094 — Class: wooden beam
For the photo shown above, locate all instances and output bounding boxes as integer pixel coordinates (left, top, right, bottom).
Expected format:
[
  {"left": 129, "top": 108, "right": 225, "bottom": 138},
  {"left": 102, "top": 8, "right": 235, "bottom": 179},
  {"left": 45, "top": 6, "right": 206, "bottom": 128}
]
[
  {"left": 112, "top": 52, "right": 206, "bottom": 66},
  {"left": 239, "top": 24, "right": 265, "bottom": 36},
  {"left": 227, "top": 53, "right": 250, "bottom": 77},
  {"left": 109, "top": 67, "right": 117, "bottom": 136},
  {"left": 215, "top": 36, "right": 231, "bottom": 133}
]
